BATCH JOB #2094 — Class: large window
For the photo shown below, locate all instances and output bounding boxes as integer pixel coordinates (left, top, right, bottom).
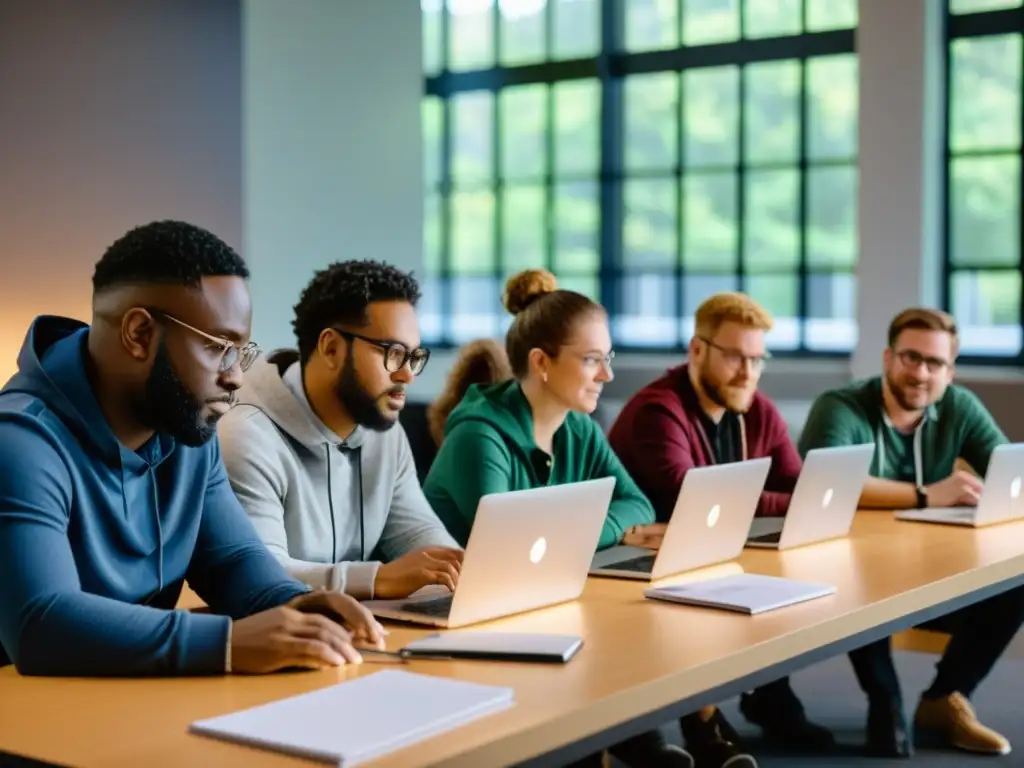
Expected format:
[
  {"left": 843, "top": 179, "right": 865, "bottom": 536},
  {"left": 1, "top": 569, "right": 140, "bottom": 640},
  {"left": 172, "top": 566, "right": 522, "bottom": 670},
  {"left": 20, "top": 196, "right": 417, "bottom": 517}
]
[
  {"left": 422, "top": 0, "right": 859, "bottom": 353},
  {"left": 946, "top": 0, "right": 1024, "bottom": 360}
]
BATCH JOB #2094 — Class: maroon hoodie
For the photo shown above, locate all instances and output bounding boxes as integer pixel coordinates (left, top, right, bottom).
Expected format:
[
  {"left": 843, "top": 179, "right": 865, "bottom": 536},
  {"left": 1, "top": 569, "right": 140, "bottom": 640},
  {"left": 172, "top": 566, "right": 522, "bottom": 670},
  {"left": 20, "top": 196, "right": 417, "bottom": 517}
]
[{"left": 607, "top": 364, "right": 800, "bottom": 521}]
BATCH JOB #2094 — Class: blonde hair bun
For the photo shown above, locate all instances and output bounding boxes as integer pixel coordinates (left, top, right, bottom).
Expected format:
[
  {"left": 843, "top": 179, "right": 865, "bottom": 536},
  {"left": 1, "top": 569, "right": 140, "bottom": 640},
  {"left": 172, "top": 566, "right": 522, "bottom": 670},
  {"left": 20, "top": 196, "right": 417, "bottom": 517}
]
[{"left": 502, "top": 269, "right": 558, "bottom": 315}]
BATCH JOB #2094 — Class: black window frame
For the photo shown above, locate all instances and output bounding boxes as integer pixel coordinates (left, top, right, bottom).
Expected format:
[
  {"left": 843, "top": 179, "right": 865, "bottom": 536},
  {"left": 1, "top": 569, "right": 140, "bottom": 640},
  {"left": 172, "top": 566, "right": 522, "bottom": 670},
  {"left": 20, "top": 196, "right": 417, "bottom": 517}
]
[{"left": 424, "top": 0, "right": 858, "bottom": 356}]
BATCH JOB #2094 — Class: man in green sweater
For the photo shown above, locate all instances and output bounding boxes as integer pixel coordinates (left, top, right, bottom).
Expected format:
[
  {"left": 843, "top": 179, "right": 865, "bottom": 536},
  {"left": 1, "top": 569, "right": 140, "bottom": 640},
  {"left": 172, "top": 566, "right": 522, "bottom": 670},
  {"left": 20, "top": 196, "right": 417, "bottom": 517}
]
[{"left": 798, "top": 307, "right": 1023, "bottom": 758}]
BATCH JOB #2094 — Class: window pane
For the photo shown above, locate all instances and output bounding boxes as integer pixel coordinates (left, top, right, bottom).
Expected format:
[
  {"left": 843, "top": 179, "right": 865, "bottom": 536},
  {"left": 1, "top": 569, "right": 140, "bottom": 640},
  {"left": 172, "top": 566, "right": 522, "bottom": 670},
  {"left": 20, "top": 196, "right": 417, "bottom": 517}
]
[
  {"left": 746, "top": 274, "right": 800, "bottom": 349},
  {"left": 500, "top": 0, "right": 546, "bottom": 65},
  {"left": 502, "top": 185, "right": 546, "bottom": 272},
  {"left": 554, "top": 79, "right": 599, "bottom": 175},
  {"left": 422, "top": 98, "right": 444, "bottom": 189},
  {"left": 554, "top": 180, "right": 599, "bottom": 273},
  {"left": 807, "top": 165, "right": 857, "bottom": 271},
  {"left": 805, "top": 0, "right": 857, "bottom": 31},
  {"left": 424, "top": 193, "right": 443, "bottom": 274},
  {"left": 449, "top": 0, "right": 495, "bottom": 72},
  {"left": 625, "top": 73, "right": 679, "bottom": 171},
  {"left": 806, "top": 273, "right": 857, "bottom": 352},
  {"left": 683, "top": 0, "right": 740, "bottom": 46},
  {"left": 807, "top": 54, "right": 858, "bottom": 161},
  {"left": 626, "top": 0, "right": 678, "bottom": 52},
  {"left": 624, "top": 179, "right": 677, "bottom": 270},
  {"left": 451, "top": 91, "right": 493, "bottom": 186},
  {"left": 553, "top": 0, "right": 599, "bottom": 59},
  {"left": 452, "top": 275, "right": 501, "bottom": 342},
  {"left": 745, "top": 0, "right": 801, "bottom": 39},
  {"left": 951, "top": 0, "right": 1022, "bottom": 13},
  {"left": 683, "top": 66, "right": 739, "bottom": 169},
  {"left": 557, "top": 274, "right": 599, "bottom": 301},
  {"left": 682, "top": 173, "right": 738, "bottom": 272},
  {"left": 950, "top": 35, "right": 1022, "bottom": 153},
  {"left": 501, "top": 85, "right": 547, "bottom": 180},
  {"left": 744, "top": 169, "right": 799, "bottom": 272},
  {"left": 450, "top": 189, "right": 496, "bottom": 273},
  {"left": 950, "top": 155, "right": 1020, "bottom": 268},
  {"left": 615, "top": 274, "right": 680, "bottom": 347},
  {"left": 423, "top": 0, "right": 443, "bottom": 75},
  {"left": 681, "top": 274, "right": 740, "bottom": 337},
  {"left": 419, "top": 275, "right": 444, "bottom": 343},
  {"left": 745, "top": 60, "right": 800, "bottom": 165},
  {"left": 951, "top": 270, "right": 1022, "bottom": 356}
]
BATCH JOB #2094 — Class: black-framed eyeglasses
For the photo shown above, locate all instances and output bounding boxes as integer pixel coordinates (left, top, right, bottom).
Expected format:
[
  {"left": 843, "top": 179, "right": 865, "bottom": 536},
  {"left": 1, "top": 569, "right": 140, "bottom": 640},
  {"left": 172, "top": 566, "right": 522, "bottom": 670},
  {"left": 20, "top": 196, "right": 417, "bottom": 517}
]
[
  {"left": 147, "top": 309, "right": 261, "bottom": 373},
  {"left": 699, "top": 336, "right": 771, "bottom": 371},
  {"left": 893, "top": 348, "right": 949, "bottom": 374},
  {"left": 332, "top": 329, "right": 431, "bottom": 376}
]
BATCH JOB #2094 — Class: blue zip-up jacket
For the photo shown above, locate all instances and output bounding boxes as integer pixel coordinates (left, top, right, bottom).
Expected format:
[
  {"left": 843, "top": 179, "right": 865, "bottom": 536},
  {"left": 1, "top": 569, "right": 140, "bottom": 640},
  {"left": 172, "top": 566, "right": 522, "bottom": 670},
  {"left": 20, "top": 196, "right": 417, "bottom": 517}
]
[{"left": 0, "top": 316, "right": 309, "bottom": 676}]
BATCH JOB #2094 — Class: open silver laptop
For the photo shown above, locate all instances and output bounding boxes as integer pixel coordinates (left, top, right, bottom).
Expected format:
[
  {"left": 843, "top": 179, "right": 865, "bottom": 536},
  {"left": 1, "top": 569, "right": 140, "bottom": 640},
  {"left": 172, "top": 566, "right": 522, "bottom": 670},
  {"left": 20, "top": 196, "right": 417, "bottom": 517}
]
[
  {"left": 588, "top": 458, "right": 771, "bottom": 581},
  {"left": 895, "top": 443, "right": 1024, "bottom": 527},
  {"left": 746, "top": 443, "right": 874, "bottom": 550},
  {"left": 363, "top": 477, "right": 615, "bottom": 628}
]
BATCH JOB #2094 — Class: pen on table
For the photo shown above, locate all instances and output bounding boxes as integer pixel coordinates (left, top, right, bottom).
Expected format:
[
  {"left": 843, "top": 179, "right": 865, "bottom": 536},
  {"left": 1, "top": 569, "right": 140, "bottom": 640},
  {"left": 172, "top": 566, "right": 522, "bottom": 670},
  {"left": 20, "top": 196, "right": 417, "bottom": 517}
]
[{"left": 358, "top": 648, "right": 407, "bottom": 663}]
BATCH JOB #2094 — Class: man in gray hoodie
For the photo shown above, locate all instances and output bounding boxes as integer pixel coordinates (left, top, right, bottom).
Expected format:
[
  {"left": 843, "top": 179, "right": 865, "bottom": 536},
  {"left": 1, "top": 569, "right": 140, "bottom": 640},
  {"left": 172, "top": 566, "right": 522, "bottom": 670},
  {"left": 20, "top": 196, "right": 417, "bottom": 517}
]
[{"left": 218, "top": 260, "right": 462, "bottom": 600}]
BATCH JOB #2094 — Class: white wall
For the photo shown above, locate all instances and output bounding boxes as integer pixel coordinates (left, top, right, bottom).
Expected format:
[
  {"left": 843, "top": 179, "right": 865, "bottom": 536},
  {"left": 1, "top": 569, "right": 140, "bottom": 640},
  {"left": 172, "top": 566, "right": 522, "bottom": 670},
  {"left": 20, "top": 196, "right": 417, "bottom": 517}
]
[{"left": 243, "top": 0, "right": 424, "bottom": 353}]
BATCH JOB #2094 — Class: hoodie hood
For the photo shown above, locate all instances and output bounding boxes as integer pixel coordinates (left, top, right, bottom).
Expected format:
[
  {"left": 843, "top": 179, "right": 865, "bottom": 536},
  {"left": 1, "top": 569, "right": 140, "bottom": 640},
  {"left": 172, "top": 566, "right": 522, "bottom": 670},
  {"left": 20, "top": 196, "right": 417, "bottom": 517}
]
[
  {"left": 444, "top": 380, "right": 542, "bottom": 460},
  {"left": 234, "top": 350, "right": 368, "bottom": 451},
  {"left": 1, "top": 315, "right": 171, "bottom": 473}
]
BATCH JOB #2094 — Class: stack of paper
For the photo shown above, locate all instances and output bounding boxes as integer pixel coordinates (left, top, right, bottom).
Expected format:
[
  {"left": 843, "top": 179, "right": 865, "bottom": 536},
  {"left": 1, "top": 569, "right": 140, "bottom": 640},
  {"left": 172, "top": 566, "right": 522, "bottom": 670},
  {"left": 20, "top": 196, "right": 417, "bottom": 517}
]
[
  {"left": 644, "top": 572, "right": 836, "bottom": 615},
  {"left": 190, "top": 669, "right": 515, "bottom": 765}
]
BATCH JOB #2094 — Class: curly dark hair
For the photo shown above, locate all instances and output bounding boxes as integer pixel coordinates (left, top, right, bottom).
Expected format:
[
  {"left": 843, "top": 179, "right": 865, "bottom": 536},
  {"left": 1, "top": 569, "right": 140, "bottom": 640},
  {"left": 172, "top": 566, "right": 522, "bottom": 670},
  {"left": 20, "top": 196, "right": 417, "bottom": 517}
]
[
  {"left": 292, "top": 260, "right": 421, "bottom": 364},
  {"left": 91, "top": 220, "right": 248, "bottom": 292}
]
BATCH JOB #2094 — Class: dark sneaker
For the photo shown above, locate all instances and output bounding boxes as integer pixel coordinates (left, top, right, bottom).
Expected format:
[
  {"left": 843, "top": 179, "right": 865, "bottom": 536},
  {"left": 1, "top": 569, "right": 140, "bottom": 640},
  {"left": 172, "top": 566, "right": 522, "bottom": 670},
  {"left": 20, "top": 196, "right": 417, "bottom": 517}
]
[{"left": 739, "top": 680, "right": 835, "bottom": 750}]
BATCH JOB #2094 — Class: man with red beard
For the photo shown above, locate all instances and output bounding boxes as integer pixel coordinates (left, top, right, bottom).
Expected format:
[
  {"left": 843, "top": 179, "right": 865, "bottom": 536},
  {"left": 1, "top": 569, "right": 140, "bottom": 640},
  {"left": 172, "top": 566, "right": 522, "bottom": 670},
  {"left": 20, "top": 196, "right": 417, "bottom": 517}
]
[
  {"left": 799, "top": 308, "right": 1022, "bottom": 758},
  {"left": 608, "top": 293, "right": 834, "bottom": 760}
]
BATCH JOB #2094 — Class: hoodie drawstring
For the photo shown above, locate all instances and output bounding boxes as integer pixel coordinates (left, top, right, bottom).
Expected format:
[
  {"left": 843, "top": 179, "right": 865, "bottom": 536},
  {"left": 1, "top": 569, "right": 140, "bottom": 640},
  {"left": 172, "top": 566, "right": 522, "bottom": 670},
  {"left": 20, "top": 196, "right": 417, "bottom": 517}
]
[
  {"left": 121, "top": 456, "right": 163, "bottom": 605},
  {"left": 328, "top": 444, "right": 366, "bottom": 562}
]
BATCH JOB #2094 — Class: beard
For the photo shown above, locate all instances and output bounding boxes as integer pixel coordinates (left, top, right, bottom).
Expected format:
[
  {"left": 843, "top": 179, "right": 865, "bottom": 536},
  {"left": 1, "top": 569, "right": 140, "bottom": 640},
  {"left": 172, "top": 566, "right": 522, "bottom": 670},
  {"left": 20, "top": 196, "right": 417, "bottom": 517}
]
[
  {"left": 139, "top": 340, "right": 219, "bottom": 447},
  {"left": 334, "top": 349, "right": 403, "bottom": 433},
  {"left": 885, "top": 370, "right": 931, "bottom": 412},
  {"left": 700, "top": 371, "right": 755, "bottom": 413}
]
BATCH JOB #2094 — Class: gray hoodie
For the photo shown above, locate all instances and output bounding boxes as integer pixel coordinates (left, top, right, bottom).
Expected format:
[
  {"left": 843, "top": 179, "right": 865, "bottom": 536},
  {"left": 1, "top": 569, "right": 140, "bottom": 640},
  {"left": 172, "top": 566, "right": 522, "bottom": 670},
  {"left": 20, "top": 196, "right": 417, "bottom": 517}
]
[{"left": 217, "top": 351, "right": 458, "bottom": 598}]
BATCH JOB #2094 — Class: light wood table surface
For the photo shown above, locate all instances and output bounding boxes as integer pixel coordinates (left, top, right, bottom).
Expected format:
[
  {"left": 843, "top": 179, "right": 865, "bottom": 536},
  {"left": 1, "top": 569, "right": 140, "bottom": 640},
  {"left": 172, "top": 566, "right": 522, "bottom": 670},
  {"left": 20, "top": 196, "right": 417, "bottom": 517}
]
[{"left": 3, "top": 512, "right": 1024, "bottom": 768}]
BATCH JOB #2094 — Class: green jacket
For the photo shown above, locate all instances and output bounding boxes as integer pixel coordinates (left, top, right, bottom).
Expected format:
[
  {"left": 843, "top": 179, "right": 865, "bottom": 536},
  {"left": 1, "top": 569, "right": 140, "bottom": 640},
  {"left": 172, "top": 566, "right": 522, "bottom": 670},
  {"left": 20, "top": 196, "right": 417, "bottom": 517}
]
[
  {"left": 423, "top": 381, "right": 655, "bottom": 549},
  {"left": 797, "top": 377, "right": 1007, "bottom": 485}
]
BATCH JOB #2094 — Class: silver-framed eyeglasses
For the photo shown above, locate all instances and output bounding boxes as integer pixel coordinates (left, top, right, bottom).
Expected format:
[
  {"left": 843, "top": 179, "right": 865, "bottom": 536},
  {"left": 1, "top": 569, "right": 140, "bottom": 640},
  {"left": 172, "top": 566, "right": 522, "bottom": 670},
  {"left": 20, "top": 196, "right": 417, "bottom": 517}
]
[{"left": 148, "top": 309, "right": 261, "bottom": 372}]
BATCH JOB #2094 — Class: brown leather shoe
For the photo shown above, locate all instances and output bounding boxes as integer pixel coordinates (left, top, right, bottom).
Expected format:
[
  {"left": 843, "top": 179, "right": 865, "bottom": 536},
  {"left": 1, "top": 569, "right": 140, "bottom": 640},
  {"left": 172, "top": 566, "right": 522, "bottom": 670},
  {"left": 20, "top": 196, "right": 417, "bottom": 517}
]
[{"left": 914, "top": 692, "right": 1010, "bottom": 755}]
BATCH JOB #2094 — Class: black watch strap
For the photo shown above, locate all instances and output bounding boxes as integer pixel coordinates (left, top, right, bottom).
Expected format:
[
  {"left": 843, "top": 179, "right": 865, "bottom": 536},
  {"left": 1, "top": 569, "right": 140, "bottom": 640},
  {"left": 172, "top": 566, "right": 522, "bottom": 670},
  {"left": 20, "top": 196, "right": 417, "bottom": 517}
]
[{"left": 916, "top": 486, "right": 928, "bottom": 508}]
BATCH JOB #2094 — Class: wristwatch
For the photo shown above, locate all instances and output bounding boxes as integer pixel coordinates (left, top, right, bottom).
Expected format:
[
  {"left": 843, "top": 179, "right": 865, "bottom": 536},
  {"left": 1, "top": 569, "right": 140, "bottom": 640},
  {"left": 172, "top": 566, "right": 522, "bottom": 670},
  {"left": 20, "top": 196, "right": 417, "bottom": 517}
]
[{"left": 916, "top": 485, "right": 928, "bottom": 508}]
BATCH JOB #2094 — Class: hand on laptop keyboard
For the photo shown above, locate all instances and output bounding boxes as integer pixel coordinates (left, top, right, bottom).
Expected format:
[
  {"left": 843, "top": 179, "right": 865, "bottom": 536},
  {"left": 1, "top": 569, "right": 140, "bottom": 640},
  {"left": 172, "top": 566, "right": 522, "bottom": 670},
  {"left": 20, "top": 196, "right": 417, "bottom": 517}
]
[
  {"left": 375, "top": 546, "right": 463, "bottom": 599},
  {"left": 621, "top": 523, "right": 667, "bottom": 550},
  {"left": 925, "top": 470, "right": 983, "bottom": 508}
]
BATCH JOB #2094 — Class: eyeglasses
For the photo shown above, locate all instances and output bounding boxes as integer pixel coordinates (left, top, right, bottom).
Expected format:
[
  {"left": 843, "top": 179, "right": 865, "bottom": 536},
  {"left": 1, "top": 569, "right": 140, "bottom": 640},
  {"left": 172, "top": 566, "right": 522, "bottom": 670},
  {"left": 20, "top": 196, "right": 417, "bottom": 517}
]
[
  {"left": 577, "top": 350, "right": 615, "bottom": 371},
  {"left": 894, "top": 348, "right": 949, "bottom": 374},
  {"left": 699, "top": 337, "right": 771, "bottom": 371},
  {"left": 148, "top": 309, "right": 261, "bottom": 373},
  {"left": 332, "top": 329, "right": 431, "bottom": 376}
]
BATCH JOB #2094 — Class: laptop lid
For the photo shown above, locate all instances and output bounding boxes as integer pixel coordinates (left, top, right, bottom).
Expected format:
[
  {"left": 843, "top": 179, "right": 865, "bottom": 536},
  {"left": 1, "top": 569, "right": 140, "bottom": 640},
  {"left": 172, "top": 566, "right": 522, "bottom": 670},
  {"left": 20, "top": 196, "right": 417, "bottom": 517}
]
[
  {"left": 776, "top": 443, "right": 874, "bottom": 549},
  {"left": 647, "top": 457, "right": 772, "bottom": 579},
  {"left": 973, "top": 443, "right": 1024, "bottom": 524},
  {"left": 445, "top": 476, "right": 615, "bottom": 627}
]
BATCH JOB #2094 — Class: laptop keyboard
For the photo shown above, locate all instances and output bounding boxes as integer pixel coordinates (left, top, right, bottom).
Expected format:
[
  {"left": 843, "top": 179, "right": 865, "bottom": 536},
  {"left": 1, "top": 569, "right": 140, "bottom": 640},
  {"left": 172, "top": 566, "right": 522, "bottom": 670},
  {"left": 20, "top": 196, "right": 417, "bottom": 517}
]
[
  {"left": 604, "top": 554, "right": 656, "bottom": 573},
  {"left": 748, "top": 530, "right": 782, "bottom": 544},
  {"left": 399, "top": 594, "right": 453, "bottom": 618}
]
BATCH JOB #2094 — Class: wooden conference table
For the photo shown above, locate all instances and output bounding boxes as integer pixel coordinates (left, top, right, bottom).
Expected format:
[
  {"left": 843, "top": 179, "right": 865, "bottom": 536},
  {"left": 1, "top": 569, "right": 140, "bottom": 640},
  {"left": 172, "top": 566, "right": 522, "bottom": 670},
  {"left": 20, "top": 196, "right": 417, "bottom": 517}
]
[{"left": 2, "top": 512, "right": 1024, "bottom": 768}]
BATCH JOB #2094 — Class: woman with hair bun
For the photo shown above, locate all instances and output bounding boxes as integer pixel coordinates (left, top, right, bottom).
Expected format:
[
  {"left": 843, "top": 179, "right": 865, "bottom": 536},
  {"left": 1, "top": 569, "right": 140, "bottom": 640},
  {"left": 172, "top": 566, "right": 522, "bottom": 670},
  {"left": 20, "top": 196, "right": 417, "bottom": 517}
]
[{"left": 423, "top": 270, "right": 741, "bottom": 768}]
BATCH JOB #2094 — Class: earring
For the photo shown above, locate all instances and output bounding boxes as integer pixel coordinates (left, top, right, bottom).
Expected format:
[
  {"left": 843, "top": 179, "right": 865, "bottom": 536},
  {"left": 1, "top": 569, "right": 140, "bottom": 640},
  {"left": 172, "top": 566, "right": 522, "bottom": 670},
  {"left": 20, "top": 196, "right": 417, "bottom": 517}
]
[{"left": 542, "top": 372, "right": 548, "bottom": 384}]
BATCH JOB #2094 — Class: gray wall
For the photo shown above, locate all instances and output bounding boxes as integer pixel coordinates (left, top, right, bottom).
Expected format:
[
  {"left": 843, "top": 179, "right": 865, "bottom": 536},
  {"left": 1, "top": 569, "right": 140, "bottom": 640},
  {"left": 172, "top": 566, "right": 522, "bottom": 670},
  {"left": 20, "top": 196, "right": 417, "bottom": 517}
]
[{"left": 0, "top": 0, "right": 242, "bottom": 381}]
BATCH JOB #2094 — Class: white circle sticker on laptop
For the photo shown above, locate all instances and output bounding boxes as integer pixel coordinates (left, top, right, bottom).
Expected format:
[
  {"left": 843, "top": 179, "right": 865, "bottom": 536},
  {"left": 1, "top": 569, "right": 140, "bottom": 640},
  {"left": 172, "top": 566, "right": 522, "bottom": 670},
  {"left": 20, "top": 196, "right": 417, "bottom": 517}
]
[
  {"left": 529, "top": 537, "right": 547, "bottom": 564},
  {"left": 822, "top": 488, "right": 834, "bottom": 508},
  {"left": 707, "top": 504, "right": 720, "bottom": 528},
  {"left": 1012, "top": 477, "right": 1021, "bottom": 500}
]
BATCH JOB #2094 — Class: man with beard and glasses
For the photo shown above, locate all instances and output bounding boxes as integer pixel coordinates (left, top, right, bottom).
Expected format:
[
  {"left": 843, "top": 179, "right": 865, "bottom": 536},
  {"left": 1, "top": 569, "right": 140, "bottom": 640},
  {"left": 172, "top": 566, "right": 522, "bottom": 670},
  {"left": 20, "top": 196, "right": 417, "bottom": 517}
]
[
  {"left": 0, "top": 220, "right": 385, "bottom": 677},
  {"left": 799, "top": 307, "right": 1022, "bottom": 758},
  {"left": 607, "top": 292, "right": 835, "bottom": 760},
  {"left": 218, "top": 260, "right": 462, "bottom": 602}
]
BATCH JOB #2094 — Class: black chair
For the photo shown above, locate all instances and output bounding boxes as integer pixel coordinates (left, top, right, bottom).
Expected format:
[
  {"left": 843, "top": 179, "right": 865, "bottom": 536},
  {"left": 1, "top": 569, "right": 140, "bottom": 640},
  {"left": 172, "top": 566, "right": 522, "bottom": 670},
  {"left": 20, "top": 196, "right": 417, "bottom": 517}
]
[{"left": 400, "top": 401, "right": 438, "bottom": 483}]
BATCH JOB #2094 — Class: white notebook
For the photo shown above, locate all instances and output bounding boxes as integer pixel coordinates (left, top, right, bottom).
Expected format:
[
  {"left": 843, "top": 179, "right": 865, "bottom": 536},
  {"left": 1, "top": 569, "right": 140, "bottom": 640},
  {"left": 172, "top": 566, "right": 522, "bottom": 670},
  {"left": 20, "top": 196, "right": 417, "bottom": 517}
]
[
  {"left": 644, "top": 573, "right": 836, "bottom": 615},
  {"left": 190, "top": 669, "right": 515, "bottom": 766}
]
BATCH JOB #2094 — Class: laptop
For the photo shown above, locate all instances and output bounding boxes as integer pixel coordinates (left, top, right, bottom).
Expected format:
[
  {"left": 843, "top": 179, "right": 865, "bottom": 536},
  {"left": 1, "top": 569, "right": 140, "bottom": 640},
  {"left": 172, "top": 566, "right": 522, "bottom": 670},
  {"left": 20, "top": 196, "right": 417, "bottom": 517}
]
[
  {"left": 746, "top": 443, "right": 874, "bottom": 550},
  {"left": 895, "top": 442, "right": 1024, "bottom": 527},
  {"left": 363, "top": 477, "right": 615, "bottom": 628},
  {"left": 588, "top": 458, "right": 771, "bottom": 581}
]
